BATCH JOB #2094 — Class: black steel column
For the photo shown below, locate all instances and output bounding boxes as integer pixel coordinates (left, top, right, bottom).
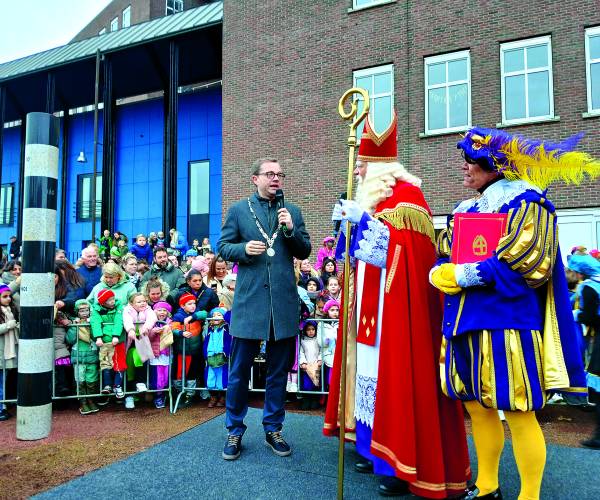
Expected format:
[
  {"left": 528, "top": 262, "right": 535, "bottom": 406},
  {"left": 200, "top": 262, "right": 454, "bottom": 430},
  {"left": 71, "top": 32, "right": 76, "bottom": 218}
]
[
  {"left": 59, "top": 112, "right": 69, "bottom": 249},
  {"left": 101, "top": 55, "right": 116, "bottom": 233},
  {"left": 45, "top": 72, "right": 55, "bottom": 115},
  {"left": 16, "top": 120, "right": 26, "bottom": 243},
  {"left": 17, "top": 112, "right": 59, "bottom": 440},
  {"left": 0, "top": 87, "right": 5, "bottom": 193},
  {"left": 163, "top": 41, "right": 179, "bottom": 233}
]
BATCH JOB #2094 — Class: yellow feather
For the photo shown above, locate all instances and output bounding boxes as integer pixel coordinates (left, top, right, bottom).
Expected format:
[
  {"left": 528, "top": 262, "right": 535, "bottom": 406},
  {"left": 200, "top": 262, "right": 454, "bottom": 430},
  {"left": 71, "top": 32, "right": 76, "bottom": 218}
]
[{"left": 500, "top": 138, "right": 600, "bottom": 189}]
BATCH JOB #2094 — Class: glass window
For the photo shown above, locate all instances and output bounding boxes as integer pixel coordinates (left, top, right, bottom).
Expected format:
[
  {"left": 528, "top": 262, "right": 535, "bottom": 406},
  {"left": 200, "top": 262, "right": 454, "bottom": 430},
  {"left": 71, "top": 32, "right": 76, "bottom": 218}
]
[
  {"left": 122, "top": 6, "right": 131, "bottom": 28},
  {"left": 166, "top": 0, "right": 184, "bottom": 15},
  {"left": 110, "top": 17, "right": 118, "bottom": 32},
  {"left": 98, "top": 27, "right": 106, "bottom": 36},
  {"left": 0, "top": 184, "right": 14, "bottom": 226},
  {"left": 353, "top": 64, "right": 394, "bottom": 138},
  {"left": 585, "top": 27, "right": 600, "bottom": 113},
  {"left": 500, "top": 36, "right": 554, "bottom": 124},
  {"left": 188, "top": 161, "right": 210, "bottom": 244},
  {"left": 353, "top": 0, "right": 392, "bottom": 8},
  {"left": 424, "top": 50, "right": 471, "bottom": 134},
  {"left": 77, "top": 174, "right": 102, "bottom": 221}
]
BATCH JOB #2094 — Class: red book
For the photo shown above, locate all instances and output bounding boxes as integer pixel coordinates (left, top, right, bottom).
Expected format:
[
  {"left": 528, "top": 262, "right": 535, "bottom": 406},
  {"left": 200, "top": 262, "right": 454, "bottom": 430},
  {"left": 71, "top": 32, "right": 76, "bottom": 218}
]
[{"left": 450, "top": 213, "right": 508, "bottom": 264}]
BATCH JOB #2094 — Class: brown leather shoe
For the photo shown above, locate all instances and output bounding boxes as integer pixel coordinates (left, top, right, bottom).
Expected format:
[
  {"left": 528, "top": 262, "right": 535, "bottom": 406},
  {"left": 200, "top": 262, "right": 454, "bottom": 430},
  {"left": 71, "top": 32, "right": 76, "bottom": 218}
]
[{"left": 208, "top": 396, "right": 217, "bottom": 408}]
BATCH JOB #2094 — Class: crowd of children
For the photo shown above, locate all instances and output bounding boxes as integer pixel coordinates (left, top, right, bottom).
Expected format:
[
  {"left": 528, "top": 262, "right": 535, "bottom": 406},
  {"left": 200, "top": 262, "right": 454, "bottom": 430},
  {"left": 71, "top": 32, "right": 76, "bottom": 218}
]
[{"left": 0, "top": 231, "right": 342, "bottom": 419}]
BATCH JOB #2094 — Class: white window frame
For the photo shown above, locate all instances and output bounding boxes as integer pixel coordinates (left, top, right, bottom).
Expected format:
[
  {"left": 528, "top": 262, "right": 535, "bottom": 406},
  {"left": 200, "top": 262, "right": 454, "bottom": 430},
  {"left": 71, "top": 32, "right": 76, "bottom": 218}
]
[
  {"left": 585, "top": 26, "right": 600, "bottom": 115},
  {"left": 98, "top": 27, "right": 106, "bottom": 36},
  {"left": 166, "top": 0, "right": 184, "bottom": 15},
  {"left": 353, "top": 64, "right": 394, "bottom": 138},
  {"left": 122, "top": 6, "right": 131, "bottom": 28},
  {"left": 352, "top": 0, "right": 394, "bottom": 10},
  {"left": 110, "top": 17, "right": 119, "bottom": 32},
  {"left": 424, "top": 50, "right": 471, "bottom": 135},
  {"left": 500, "top": 36, "right": 554, "bottom": 126}
]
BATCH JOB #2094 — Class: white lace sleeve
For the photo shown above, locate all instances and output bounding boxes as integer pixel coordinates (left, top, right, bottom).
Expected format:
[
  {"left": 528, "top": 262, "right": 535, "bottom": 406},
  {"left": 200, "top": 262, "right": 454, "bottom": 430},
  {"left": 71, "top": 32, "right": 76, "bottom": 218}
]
[
  {"left": 455, "top": 263, "right": 484, "bottom": 287},
  {"left": 354, "top": 218, "right": 390, "bottom": 268}
]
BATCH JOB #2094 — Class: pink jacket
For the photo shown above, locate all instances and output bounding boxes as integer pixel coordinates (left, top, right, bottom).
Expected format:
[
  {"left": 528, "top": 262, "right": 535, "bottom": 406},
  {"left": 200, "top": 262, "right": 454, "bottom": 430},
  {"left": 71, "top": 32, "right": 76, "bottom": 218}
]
[
  {"left": 122, "top": 304, "right": 157, "bottom": 349},
  {"left": 315, "top": 246, "right": 335, "bottom": 271},
  {"left": 149, "top": 317, "right": 172, "bottom": 356}
]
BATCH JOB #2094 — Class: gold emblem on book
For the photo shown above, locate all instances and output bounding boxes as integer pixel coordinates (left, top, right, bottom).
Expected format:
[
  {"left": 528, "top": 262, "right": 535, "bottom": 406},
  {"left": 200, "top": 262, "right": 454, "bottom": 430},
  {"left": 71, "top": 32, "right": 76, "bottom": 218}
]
[{"left": 473, "top": 235, "right": 488, "bottom": 256}]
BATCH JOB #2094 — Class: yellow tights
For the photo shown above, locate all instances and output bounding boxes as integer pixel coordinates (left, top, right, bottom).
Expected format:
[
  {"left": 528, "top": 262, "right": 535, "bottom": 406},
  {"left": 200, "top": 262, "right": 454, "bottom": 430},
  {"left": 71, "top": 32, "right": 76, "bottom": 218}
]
[{"left": 465, "top": 401, "right": 546, "bottom": 500}]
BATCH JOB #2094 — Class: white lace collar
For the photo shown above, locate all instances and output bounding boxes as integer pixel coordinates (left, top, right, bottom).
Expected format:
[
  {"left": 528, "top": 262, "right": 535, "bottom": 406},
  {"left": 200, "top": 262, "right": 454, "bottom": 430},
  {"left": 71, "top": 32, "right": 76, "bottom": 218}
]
[{"left": 452, "top": 179, "right": 541, "bottom": 214}]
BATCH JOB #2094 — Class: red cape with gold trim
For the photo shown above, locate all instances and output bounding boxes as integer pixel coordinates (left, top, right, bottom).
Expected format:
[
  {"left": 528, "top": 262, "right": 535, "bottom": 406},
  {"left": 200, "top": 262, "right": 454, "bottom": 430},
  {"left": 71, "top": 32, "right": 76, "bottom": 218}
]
[{"left": 324, "top": 181, "right": 471, "bottom": 498}]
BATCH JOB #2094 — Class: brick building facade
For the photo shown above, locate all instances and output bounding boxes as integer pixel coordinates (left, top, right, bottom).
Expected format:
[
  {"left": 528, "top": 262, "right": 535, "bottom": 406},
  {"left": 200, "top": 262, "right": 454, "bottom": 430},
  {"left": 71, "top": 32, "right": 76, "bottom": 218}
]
[
  {"left": 223, "top": 0, "right": 600, "bottom": 252},
  {"left": 71, "top": 0, "right": 213, "bottom": 42}
]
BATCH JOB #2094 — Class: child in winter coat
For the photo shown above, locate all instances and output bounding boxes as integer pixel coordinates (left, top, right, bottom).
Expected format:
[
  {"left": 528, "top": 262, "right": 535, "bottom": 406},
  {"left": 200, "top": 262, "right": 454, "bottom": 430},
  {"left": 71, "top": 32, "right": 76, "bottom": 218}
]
[
  {"left": 122, "top": 292, "right": 157, "bottom": 409},
  {"left": 203, "top": 307, "right": 232, "bottom": 407},
  {"left": 0, "top": 284, "right": 18, "bottom": 421},
  {"left": 66, "top": 299, "right": 99, "bottom": 415},
  {"left": 149, "top": 301, "right": 173, "bottom": 409},
  {"left": 171, "top": 292, "right": 207, "bottom": 406},
  {"left": 299, "top": 319, "right": 322, "bottom": 410},
  {"left": 315, "top": 236, "right": 336, "bottom": 271},
  {"left": 54, "top": 309, "right": 73, "bottom": 397},
  {"left": 130, "top": 234, "right": 153, "bottom": 265},
  {"left": 91, "top": 289, "right": 126, "bottom": 399},
  {"left": 325, "top": 275, "right": 341, "bottom": 302},
  {"left": 319, "top": 299, "right": 340, "bottom": 390}
]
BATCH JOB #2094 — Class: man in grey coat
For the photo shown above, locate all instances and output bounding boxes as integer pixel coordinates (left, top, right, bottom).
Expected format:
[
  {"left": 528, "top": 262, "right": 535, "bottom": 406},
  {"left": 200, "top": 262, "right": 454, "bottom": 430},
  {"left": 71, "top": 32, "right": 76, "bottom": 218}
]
[{"left": 218, "top": 158, "right": 311, "bottom": 460}]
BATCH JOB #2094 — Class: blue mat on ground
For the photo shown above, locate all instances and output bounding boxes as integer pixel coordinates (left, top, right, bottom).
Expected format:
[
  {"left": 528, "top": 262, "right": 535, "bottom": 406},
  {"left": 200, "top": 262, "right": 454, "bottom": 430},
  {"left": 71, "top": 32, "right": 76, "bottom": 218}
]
[{"left": 36, "top": 408, "right": 600, "bottom": 499}]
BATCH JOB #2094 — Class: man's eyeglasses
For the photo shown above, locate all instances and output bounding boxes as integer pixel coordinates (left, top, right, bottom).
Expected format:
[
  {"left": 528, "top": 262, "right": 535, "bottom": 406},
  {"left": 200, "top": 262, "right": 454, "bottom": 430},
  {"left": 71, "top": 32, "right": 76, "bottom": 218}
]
[{"left": 258, "top": 171, "right": 286, "bottom": 180}]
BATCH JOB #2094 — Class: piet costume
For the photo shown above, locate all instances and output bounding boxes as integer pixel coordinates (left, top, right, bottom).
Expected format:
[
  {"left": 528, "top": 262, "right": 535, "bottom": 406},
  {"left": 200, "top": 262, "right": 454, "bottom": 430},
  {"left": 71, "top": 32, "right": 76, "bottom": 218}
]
[
  {"left": 324, "top": 113, "right": 470, "bottom": 499},
  {"left": 431, "top": 126, "right": 595, "bottom": 499}
]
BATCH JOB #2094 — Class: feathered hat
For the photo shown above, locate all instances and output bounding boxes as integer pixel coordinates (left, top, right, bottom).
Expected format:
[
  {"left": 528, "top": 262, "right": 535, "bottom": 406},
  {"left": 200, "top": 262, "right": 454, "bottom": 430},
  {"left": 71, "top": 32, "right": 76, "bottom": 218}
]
[
  {"left": 457, "top": 126, "right": 600, "bottom": 189},
  {"left": 357, "top": 111, "right": 398, "bottom": 163}
]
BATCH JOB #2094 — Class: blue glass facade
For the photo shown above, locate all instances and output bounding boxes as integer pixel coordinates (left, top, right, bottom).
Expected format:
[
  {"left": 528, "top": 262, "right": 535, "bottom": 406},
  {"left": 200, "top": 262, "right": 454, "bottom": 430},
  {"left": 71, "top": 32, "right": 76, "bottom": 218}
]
[{"left": 0, "top": 87, "right": 222, "bottom": 259}]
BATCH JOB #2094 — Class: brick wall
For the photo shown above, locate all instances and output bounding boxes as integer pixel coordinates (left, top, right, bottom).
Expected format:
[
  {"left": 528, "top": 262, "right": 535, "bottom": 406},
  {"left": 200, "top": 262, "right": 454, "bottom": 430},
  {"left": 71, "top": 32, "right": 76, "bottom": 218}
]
[{"left": 223, "top": 0, "right": 600, "bottom": 254}]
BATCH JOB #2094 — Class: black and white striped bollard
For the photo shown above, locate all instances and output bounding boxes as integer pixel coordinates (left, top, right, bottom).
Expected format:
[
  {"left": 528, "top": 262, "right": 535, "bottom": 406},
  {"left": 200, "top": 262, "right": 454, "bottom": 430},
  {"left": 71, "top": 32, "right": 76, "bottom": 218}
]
[{"left": 16, "top": 112, "right": 59, "bottom": 440}]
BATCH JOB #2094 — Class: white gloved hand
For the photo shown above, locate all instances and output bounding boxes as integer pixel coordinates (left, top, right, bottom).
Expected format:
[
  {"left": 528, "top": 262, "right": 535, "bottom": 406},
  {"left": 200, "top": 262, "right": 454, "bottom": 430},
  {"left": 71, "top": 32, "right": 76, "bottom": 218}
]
[
  {"left": 331, "top": 203, "right": 343, "bottom": 222},
  {"left": 339, "top": 199, "right": 365, "bottom": 224}
]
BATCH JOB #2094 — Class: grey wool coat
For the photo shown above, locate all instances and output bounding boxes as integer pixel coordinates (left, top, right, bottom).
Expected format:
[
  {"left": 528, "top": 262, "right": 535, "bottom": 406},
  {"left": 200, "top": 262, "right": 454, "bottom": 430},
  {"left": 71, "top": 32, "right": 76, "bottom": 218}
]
[{"left": 218, "top": 192, "right": 311, "bottom": 341}]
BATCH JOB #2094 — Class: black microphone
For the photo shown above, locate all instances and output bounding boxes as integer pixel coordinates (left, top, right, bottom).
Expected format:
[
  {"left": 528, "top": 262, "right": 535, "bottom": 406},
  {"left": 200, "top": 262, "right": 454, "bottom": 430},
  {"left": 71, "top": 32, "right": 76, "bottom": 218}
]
[
  {"left": 333, "top": 191, "right": 347, "bottom": 234},
  {"left": 275, "top": 189, "right": 286, "bottom": 228}
]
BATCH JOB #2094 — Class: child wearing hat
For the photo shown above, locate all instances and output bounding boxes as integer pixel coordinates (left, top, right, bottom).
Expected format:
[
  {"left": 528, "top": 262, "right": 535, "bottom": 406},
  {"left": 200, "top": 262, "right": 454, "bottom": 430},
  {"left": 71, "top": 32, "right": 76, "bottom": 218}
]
[
  {"left": 171, "top": 292, "right": 207, "bottom": 406},
  {"left": 315, "top": 236, "right": 336, "bottom": 271},
  {"left": 320, "top": 299, "right": 340, "bottom": 390},
  {"left": 149, "top": 301, "right": 173, "bottom": 409},
  {"left": 91, "top": 288, "right": 126, "bottom": 399},
  {"left": 66, "top": 299, "right": 100, "bottom": 415},
  {"left": 299, "top": 319, "right": 322, "bottom": 409},
  {"left": 0, "top": 283, "right": 18, "bottom": 421},
  {"left": 203, "top": 307, "right": 232, "bottom": 407},
  {"left": 122, "top": 292, "right": 158, "bottom": 409}
]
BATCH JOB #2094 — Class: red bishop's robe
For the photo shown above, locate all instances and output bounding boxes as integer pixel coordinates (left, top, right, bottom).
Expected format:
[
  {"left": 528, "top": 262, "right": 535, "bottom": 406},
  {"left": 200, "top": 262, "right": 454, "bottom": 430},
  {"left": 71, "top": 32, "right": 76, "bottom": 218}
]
[{"left": 324, "top": 180, "right": 471, "bottom": 499}]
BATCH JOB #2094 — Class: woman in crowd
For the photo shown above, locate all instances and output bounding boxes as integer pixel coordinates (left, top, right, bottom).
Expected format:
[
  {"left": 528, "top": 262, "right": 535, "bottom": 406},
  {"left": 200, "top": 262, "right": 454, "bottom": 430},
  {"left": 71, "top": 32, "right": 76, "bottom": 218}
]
[
  {"left": 87, "top": 262, "right": 137, "bottom": 307},
  {"left": 204, "top": 255, "right": 229, "bottom": 294},
  {"left": 141, "top": 276, "right": 171, "bottom": 309},
  {"left": 1, "top": 260, "right": 21, "bottom": 285},
  {"left": 319, "top": 257, "right": 337, "bottom": 286},
  {"left": 122, "top": 254, "right": 142, "bottom": 290},
  {"left": 295, "top": 259, "right": 319, "bottom": 289}
]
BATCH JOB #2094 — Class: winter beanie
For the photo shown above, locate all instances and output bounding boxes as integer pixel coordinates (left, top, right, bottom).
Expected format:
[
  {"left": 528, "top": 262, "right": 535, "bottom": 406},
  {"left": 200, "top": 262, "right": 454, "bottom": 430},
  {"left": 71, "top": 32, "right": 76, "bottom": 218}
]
[
  {"left": 179, "top": 292, "right": 196, "bottom": 307},
  {"left": 153, "top": 301, "right": 172, "bottom": 313},
  {"left": 97, "top": 288, "right": 115, "bottom": 306}
]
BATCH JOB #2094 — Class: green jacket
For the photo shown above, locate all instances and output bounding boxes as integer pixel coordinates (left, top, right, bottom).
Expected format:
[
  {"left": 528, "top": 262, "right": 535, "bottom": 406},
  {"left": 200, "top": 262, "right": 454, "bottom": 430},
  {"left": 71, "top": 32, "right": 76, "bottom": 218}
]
[
  {"left": 90, "top": 300, "right": 125, "bottom": 343},
  {"left": 66, "top": 323, "right": 99, "bottom": 364}
]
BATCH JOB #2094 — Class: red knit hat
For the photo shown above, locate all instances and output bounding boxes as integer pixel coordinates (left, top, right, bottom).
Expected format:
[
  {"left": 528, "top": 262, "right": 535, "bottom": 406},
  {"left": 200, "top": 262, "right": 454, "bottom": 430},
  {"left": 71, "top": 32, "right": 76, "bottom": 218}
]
[
  {"left": 97, "top": 288, "right": 115, "bottom": 306},
  {"left": 356, "top": 111, "right": 398, "bottom": 163},
  {"left": 179, "top": 292, "right": 196, "bottom": 307}
]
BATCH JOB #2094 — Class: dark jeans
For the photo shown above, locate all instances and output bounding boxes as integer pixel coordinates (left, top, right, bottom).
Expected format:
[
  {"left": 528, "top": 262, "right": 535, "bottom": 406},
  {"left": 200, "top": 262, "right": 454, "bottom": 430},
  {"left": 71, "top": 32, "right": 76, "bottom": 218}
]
[{"left": 225, "top": 335, "right": 295, "bottom": 435}]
